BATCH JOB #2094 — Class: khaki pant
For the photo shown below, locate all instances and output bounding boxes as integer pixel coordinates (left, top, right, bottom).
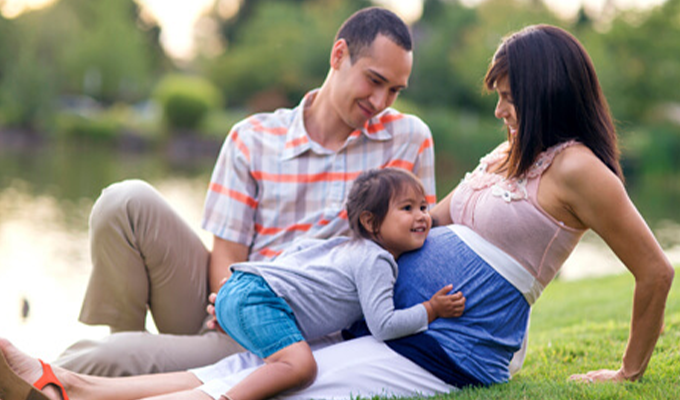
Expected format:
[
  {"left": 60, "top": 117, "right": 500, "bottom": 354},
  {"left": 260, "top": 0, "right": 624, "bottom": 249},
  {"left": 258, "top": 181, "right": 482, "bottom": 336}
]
[{"left": 54, "top": 180, "right": 244, "bottom": 376}]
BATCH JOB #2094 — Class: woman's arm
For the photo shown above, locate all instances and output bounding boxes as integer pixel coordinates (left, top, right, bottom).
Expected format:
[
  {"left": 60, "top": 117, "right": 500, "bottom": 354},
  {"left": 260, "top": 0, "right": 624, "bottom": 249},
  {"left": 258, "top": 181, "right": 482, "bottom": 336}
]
[
  {"left": 548, "top": 147, "right": 674, "bottom": 382},
  {"left": 430, "top": 191, "right": 455, "bottom": 227}
]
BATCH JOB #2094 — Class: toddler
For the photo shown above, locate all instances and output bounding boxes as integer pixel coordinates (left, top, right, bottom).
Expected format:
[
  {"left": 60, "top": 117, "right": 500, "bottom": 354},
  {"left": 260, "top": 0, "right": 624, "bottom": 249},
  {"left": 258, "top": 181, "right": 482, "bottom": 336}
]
[{"left": 214, "top": 167, "right": 465, "bottom": 400}]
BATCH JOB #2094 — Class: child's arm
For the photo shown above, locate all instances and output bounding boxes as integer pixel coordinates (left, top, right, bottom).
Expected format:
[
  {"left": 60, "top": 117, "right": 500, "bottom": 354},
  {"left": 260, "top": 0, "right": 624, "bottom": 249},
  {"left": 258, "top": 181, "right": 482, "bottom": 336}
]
[
  {"left": 357, "top": 257, "right": 464, "bottom": 341},
  {"left": 422, "top": 285, "right": 465, "bottom": 323}
]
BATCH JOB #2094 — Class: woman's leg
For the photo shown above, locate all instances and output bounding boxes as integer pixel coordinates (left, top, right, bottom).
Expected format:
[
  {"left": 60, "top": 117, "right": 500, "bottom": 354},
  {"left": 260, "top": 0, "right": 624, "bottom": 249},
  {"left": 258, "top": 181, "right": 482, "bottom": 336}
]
[
  {"left": 281, "top": 336, "right": 456, "bottom": 400},
  {"left": 193, "top": 336, "right": 456, "bottom": 400},
  {"left": 1, "top": 339, "right": 203, "bottom": 400}
]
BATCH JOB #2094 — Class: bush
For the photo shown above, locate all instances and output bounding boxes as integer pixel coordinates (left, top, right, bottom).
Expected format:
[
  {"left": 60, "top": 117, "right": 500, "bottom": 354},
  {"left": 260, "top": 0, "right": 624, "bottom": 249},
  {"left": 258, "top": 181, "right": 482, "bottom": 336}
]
[
  {"left": 619, "top": 123, "right": 680, "bottom": 179},
  {"left": 55, "top": 112, "right": 120, "bottom": 142},
  {"left": 153, "top": 74, "right": 223, "bottom": 133}
]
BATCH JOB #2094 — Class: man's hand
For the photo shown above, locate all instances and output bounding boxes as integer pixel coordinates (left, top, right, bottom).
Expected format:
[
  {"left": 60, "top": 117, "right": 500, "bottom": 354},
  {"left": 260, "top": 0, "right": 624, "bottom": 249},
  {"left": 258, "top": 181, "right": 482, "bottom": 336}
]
[
  {"left": 423, "top": 284, "right": 465, "bottom": 323},
  {"left": 205, "top": 277, "right": 229, "bottom": 333}
]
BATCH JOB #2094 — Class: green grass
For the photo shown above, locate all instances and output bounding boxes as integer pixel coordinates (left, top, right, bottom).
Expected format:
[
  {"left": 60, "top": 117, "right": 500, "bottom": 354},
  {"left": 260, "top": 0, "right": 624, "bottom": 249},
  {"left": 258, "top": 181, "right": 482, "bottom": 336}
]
[{"left": 402, "top": 268, "right": 680, "bottom": 400}]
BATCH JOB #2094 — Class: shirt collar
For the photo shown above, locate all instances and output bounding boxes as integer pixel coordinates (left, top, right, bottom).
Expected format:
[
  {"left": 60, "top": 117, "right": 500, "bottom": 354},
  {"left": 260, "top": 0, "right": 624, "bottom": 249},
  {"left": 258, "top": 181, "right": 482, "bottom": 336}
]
[{"left": 281, "top": 90, "right": 395, "bottom": 160}]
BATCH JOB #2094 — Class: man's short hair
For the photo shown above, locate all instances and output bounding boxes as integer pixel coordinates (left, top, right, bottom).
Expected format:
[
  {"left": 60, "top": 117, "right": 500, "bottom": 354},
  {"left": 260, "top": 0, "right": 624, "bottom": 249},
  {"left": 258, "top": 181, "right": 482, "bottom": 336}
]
[{"left": 335, "top": 7, "right": 412, "bottom": 63}]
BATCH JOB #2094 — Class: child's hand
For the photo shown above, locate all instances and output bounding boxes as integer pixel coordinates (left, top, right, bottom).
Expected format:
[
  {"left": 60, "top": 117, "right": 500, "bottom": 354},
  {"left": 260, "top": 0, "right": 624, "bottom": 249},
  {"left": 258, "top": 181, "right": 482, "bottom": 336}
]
[{"left": 423, "top": 285, "right": 465, "bottom": 323}]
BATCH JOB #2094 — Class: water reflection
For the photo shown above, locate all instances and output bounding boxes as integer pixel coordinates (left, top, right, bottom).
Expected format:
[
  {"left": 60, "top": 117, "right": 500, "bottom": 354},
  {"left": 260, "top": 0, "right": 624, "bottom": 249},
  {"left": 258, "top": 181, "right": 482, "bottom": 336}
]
[
  {"left": 0, "top": 177, "right": 213, "bottom": 361},
  {"left": 1, "top": 142, "right": 679, "bottom": 362}
]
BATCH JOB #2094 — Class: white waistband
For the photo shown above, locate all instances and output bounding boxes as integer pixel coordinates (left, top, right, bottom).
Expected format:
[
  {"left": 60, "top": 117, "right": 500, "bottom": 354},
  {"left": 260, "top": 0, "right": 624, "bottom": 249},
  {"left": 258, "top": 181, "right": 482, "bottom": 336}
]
[{"left": 446, "top": 225, "right": 543, "bottom": 305}]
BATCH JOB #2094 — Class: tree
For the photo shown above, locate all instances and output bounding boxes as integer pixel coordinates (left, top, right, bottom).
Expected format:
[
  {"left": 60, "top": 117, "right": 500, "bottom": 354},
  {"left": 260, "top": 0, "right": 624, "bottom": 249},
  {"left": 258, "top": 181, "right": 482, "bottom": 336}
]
[
  {"left": 0, "top": 0, "right": 170, "bottom": 129},
  {"left": 591, "top": 0, "right": 680, "bottom": 123},
  {"left": 202, "top": 0, "right": 371, "bottom": 110},
  {"left": 51, "top": 0, "right": 168, "bottom": 104},
  {"left": 0, "top": 13, "right": 56, "bottom": 130},
  {"left": 405, "top": 0, "right": 560, "bottom": 112}
]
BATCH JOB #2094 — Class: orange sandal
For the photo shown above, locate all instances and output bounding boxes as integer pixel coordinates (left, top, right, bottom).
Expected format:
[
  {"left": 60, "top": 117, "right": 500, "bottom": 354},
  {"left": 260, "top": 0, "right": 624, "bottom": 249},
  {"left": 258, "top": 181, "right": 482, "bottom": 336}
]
[
  {"left": 0, "top": 351, "right": 48, "bottom": 400},
  {"left": 33, "top": 360, "right": 69, "bottom": 400}
]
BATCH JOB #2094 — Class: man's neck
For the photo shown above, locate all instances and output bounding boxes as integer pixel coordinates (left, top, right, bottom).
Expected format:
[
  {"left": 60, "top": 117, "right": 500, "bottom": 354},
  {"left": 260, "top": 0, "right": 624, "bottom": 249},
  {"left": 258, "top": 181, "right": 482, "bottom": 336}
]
[{"left": 303, "top": 87, "right": 355, "bottom": 152}]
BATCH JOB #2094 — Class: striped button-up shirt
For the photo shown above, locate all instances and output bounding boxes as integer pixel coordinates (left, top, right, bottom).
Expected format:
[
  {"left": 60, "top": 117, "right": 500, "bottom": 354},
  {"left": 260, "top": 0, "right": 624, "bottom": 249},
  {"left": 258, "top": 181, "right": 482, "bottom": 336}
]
[{"left": 202, "top": 90, "right": 436, "bottom": 261}]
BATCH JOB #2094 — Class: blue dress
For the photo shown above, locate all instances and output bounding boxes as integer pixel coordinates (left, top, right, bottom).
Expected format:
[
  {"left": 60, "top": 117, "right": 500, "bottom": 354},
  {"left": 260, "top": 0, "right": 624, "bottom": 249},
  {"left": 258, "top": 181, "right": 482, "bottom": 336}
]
[{"left": 346, "top": 226, "right": 530, "bottom": 387}]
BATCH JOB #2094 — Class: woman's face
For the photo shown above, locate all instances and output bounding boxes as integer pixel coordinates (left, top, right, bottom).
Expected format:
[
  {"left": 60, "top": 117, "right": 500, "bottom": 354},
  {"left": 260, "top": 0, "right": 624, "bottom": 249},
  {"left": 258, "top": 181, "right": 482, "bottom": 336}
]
[{"left": 494, "top": 76, "right": 518, "bottom": 137}]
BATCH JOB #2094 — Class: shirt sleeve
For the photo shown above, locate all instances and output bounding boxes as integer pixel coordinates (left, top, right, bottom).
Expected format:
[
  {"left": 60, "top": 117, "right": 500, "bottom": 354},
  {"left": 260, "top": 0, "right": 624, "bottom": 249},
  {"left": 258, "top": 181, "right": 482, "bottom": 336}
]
[
  {"left": 354, "top": 249, "right": 428, "bottom": 341},
  {"left": 201, "top": 123, "right": 258, "bottom": 247},
  {"left": 410, "top": 117, "right": 437, "bottom": 206}
]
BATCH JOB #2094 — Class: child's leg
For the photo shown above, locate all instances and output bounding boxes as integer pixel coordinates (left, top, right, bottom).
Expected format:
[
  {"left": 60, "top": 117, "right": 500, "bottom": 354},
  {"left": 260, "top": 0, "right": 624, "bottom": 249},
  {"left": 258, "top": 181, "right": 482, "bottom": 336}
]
[{"left": 224, "top": 341, "right": 316, "bottom": 400}]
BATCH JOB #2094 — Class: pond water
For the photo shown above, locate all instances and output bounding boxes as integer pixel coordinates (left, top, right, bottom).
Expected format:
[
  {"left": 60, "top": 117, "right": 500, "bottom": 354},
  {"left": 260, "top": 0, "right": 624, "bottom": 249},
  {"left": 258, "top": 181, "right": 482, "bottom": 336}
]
[{"left": 1, "top": 140, "right": 679, "bottom": 362}]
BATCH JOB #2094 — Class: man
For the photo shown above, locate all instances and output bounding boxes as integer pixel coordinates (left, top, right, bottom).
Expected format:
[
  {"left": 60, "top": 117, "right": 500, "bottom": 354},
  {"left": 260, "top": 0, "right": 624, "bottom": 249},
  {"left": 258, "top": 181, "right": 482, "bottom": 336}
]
[{"left": 55, "top": 6, "right": 436, "bottom": 377}]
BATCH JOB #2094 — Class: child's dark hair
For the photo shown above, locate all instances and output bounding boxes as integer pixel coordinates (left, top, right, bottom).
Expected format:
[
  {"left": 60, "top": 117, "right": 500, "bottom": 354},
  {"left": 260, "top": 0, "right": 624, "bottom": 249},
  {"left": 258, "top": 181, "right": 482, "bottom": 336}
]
[{"left": 346, "top": 168, "right": 426, "bottom": 239}]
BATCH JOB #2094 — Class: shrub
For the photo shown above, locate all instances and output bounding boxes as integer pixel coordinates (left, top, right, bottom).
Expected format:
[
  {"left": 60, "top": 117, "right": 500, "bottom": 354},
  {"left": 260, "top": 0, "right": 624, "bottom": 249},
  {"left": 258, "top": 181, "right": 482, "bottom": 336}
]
[
  {"left": 153, "top": 74, "right": 223, "bottom": 134},
  {"left": 55, "top": 112, "right": 120, "bottom": 142}
]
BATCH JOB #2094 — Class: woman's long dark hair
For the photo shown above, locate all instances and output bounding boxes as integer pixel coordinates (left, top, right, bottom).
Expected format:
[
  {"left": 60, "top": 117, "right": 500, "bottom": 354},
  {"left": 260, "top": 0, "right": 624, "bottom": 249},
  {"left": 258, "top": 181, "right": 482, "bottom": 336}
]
[{"left": 484, "top": 25, "right": 623, "bottom": 180}]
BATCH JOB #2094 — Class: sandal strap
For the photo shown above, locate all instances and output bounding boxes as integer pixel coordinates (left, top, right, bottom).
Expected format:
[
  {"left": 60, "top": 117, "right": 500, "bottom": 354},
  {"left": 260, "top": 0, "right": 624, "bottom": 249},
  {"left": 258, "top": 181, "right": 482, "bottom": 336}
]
[{"left": 33, "top": 360, "right": 69, "bottom": 400}]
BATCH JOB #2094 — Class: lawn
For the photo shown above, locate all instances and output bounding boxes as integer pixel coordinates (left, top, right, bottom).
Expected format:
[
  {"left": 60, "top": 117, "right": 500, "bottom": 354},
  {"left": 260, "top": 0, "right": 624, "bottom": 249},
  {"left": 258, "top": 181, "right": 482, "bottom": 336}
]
[{"left": 416, "top": 268, "right": 680, "bottom": 400}]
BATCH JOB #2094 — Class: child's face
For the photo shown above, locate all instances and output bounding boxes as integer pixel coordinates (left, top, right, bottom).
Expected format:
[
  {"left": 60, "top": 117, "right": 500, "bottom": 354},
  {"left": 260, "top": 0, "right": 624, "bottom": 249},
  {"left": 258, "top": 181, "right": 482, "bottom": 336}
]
[{"left": 377, "top": 186, "right": 432, "bottom": 259}]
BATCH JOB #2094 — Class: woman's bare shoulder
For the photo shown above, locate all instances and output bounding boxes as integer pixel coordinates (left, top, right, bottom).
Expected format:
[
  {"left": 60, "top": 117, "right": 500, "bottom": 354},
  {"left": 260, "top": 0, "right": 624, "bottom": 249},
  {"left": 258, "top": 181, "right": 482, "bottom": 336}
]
[{"left": 549, "top": 143, "right": 615, "bottom": 186}]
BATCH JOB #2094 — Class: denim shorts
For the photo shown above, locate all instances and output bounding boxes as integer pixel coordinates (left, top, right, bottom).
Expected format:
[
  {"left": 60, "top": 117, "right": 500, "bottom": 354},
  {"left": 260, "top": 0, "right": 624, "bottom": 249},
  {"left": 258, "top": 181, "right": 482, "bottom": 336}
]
[{"left": 215, "top": 270, "right": 304, "bottom": 359}]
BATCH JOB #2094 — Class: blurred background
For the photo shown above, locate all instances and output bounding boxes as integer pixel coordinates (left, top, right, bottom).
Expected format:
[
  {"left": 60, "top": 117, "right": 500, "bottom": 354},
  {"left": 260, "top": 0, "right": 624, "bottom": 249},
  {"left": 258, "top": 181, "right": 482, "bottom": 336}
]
[{"left": 1, "top": 0, "right": 679, "bottom": 361}]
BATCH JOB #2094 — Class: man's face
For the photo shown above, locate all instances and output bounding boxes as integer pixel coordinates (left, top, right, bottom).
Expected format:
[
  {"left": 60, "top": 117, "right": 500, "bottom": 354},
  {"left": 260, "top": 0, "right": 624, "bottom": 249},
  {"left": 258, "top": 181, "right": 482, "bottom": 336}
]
[{"left": 329, "top": 34, "right": 412, "bottom": 131}]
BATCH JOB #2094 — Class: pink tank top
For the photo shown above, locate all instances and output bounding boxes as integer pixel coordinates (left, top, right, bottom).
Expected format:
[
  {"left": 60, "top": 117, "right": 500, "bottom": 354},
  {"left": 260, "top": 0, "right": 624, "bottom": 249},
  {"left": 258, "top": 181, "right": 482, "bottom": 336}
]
[{"left": 449, "top": 140, "right": 585, "bottom": 287}]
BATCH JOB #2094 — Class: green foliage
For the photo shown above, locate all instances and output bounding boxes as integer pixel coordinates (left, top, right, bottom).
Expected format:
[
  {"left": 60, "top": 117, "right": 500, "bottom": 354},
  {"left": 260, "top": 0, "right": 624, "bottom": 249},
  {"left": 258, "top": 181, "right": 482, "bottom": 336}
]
[
  {"left": 393, "top": 97, "right": 502, "bottom": 193},
  {"left": 584, "top": 0, "right": 680, "bottom": 123},
  {"left": 0, "top": 0, "right": 678, "bottom": 182},
  {"left": 153, "top": 74, "right": 223, "bottom": 132},
  {"left": 0, "top": 0, "right": 167, "bottom": 131},
  {"left": 626, "top": 124, "right": 680, "bottom": 176},
  {"left": 406, "top": 0, "right": 561, "bottom": 111},
  {"left": 201, "top": 108, "right": 250, "bottom": 139},
  {"left": 0, "top": 16, "right": 56, "bottom": 130},
  {"left": 0, "top": 48, "right": 56, "bottom": 130},
  {"left": 56, "top": 113, "right": 120, "bottom": 142},
  {"left": 204, "top": 0, "right": 369, "bottom": 109},
  {"left": 53, "top": 0, "right": 166, "bottom": 104}
]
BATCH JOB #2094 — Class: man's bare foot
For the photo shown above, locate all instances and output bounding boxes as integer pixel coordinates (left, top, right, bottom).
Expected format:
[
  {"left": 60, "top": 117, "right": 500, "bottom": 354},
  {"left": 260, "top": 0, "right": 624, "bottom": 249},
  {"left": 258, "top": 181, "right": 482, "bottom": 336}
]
[{"left": 0, "top": 338, "right": 54, "bottom": 400}]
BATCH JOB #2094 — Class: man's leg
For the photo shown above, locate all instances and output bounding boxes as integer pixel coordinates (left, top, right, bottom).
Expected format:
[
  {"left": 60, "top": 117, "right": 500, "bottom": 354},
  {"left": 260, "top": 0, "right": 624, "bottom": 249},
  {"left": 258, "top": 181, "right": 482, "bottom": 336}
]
[
  {"left": 79, "top": 179, "right": 210, "bottom": 333},
  {"left": 54, "top": 330, "right": 244, "bottom": 376},
  {"left": 1, "top": 338, "right": 206, "bottom": 400},
  {"left": 56, "top": 180, "right": 244, "bottom": 376}
]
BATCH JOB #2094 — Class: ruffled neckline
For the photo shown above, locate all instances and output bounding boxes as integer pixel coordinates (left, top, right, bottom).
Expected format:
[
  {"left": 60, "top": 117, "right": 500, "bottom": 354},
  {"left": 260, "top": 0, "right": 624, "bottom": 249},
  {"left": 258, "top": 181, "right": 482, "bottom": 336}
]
[{"left": 462, "top": 140, "right": 577, "bottom": 202}]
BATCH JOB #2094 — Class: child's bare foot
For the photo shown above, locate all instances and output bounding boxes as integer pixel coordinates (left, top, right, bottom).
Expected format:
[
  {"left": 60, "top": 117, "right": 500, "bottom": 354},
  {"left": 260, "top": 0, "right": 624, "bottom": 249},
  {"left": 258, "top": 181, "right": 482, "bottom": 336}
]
[{"left": 0, "top": 338, "right": 54, "bottom": 400}]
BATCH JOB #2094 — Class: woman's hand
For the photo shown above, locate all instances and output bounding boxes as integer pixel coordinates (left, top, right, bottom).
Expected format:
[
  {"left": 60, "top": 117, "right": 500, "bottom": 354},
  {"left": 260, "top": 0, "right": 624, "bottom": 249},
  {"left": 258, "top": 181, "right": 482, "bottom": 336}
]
[
  {"left": 569, "top": 368, "right": 628, "bottom": 383},
  {"left": 423, "top": 285, "right": 466, "bottom": 323}
]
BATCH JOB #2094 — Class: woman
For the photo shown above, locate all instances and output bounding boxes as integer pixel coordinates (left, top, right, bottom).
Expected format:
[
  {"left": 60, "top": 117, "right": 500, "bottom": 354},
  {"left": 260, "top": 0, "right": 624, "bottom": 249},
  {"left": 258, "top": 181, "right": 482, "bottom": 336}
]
[{"left": 0, "top": 24, "right": 673, "bottom": 400}]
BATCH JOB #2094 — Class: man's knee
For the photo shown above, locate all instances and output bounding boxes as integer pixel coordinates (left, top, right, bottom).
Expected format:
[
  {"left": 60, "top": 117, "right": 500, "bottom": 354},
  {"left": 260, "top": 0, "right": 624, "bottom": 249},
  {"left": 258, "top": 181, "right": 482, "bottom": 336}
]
[{"left": 90, "top": 180, "right": 159, "bottom": 232}]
